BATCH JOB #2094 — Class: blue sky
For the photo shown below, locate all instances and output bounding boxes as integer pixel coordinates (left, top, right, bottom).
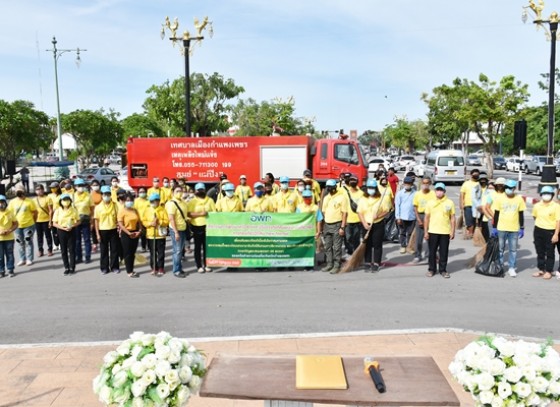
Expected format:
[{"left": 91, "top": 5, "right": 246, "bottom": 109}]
[{"left": 0, "top": 0, "right": 556, "bottom": 135}]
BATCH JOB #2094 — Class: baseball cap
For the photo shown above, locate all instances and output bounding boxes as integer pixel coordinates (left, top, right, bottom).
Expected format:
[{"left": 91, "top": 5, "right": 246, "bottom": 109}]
[
  {"left": 153, "top": 177, "right": 160, "bottom": 182},
  {"left": 495, "top": 177, "right": 506, "bottom": 185},
  {"left": 0, "top": 195, "right": 7, "bottom": 202},
  {"left": 59, "top": 193, "right": 72, "bottom": 201},
  {"left": 541, "top": 186, "right": 555, "bottom": 195},
  {"left": 100, "top": 185, "right": 111, "bottom": 194},
  {"left": 434, "top": 182, "right": 446, "bottom": 190},
  {"left": 505, "top": 179, "right": 517, "bottom": 188},
  {"left": 219, "top": 173, "right": 228, "bottom": 180},
  {"left": 326, "top": 179, "right": 337, "bottom": 187},
  {"left": 149, "top": 193, "right": 160, "bottom": 202},
  {"left": 349, "top": 173, "right": 358, "bottom": 181},
  {"left": 279, "top": 176, "right": 290, "bottom": 183},
  {"left": 403, "top": 176, "right": 414, "bottom": 184},
  {"left": 303, "top": 169, "right": 312, "bottom": 176},
  {"left": 240, "top": 175, "right": 247, "bottom": 179},
  {"left": 221, "top": 179, "right": 229, "bottom": 185},
  {"left": 194, "top": 182, "right": 205, "bottom": 191},
  {"left": 302, "top": 190, "right": 313, "bottom": 198},
  {"left": 223, "top": 183, "right": 235, "bottom": 191},
  {"left": 253, "top": 182, "right": 264, "bottom": 189},
  {"left": 366, "top": 179, "right": 378, "bottom": 188},
  {"left": 74, "top": 178, "right": 85, "bottom": 186},
  {"left": 49, "top": 181, "right": 59, "bottom": 188}
]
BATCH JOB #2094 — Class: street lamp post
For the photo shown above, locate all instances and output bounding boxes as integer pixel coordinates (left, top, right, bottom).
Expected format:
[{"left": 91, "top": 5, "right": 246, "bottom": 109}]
[
  {"left": 160, "top": 16, "right": 213, "bottom": 138},
  {"left": 523, "top": 2, "right": 559, "bottom": 191},
  {"left": 46, "top": 36, "right": 86, "bottom": 161}
]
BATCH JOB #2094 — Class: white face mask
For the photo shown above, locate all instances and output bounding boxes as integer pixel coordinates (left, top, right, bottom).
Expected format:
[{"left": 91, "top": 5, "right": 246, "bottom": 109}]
[
  {"left": 151, "top": 202, "right": 158, "bottom": 208},
  {"left": 125, "top": 201, "right": 134, "bottom": 208},
  {"left": 91, "top": 185, "right": 100, "bottom": 191},
  {"left": 542, "top": 194, "right": 553, "bottom": 202},
  {"left": 77, "top": 187, "right": 84, "bottom": 193},
  {"left": 280, "top": 183, "right": 289, "bottom": 190},
  {"left": 367, "top": 188, "right": 376, "bottom": 195},
  {"left": 102, "top": 195, "right": 111, "bottom": 203},
  {"left": 297, "top": 186, "right": 304, "bottom": 192},
  {"left": 225, "top": 191, "right": 234, "bottom": 198},
  {"left": 505, "top": 188, "right": 514, "bottom": 196},
  {"left": 163, "top": 182, "right": 170, "bottom": 188},
  {"left": 111, "top": 181, "right": 118, "bottom": 187}
]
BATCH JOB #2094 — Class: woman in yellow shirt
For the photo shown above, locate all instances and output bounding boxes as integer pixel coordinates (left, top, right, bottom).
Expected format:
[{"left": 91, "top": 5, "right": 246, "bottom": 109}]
[
  {"left": 117, "top": 193, "right": 142, "bottom": 278},
  {"left": 0, "top": 195, "right": 18, "bottom": 278},
  {"left": 187, "top": 183, "right": 216, "bottom": 273},
  {"left": 52, "top": 194, "right": 80, "bottom": 276},
  {"left": 94, "top": 185, "right": 120, "bottom": 274},
  {"left": 142, "top": 193, "right": 169, "bottom": 276},
  {"left": 7, "top": 186, "right": 37, "bottom": 266},
  {"left": 531, "top": 186, "right": 560, "bottom": 280}
]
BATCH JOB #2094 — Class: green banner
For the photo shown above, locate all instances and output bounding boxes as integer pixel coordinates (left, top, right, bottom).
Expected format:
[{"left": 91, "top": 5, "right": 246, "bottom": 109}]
[{"left": 206, "top": 212, "right": 316, "bottom": 268}]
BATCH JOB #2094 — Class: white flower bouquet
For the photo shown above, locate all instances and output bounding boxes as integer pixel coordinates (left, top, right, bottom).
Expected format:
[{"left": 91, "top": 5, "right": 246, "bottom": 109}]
[
  {"left": 449, "top": 336, "right": 560, "bottom": 407},
  {"left": 93, "top": 331, "right": 206, "bottom": 407}
]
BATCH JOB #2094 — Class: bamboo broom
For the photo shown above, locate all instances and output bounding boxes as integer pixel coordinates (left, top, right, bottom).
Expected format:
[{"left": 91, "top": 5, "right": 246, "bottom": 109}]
[
  {"left": 472, "top": 227, "right": 486, "bottom": 247},
  {"left": 467, "top": 244, "right": 487, "bottom": 268},
  {"left": 406, "top": 227, "right": 417, "bottom": 253}
]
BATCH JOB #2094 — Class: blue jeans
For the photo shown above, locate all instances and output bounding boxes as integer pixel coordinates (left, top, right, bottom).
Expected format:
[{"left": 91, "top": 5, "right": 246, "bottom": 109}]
[
  {"left": 0, "top": 240, "right": 15, "bottom": 272},
  {"left": 14, "top": 225, "right": 35, "bottom": 262},
  {"left": 169, "top": 228, "right": 187, "bottom": 273},
  {"left": 498, "top": 231, "right": 518, "bottom": 270},
  {"left": 74, "top": 222, "right": 92, "bottom": 262}
]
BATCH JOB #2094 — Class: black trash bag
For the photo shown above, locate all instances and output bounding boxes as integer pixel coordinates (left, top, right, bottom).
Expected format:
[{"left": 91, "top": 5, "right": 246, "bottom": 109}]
[
  {"left": 384, "top": 211, "right": 399, "bottom": 242},
  {"left": 475, "top": 237, "right": 504, "bottom": 277}
]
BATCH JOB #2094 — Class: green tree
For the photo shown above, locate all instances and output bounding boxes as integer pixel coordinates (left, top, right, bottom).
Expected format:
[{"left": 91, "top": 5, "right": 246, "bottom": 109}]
[
  {"left": 121, "top": 113, "right": 164, "bottom": 138},
  {"left": 61, "top": 109, "right": 123, "bottom": 168},
  {"left": 382, "top": 117, "right": 428, "bottom": 153}
]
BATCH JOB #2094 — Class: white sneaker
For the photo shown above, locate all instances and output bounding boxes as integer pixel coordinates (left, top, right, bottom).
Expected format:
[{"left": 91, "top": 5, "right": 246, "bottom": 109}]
[
  {"left": 412, "top": 257, "right": 421, "bottom": 263},
  {"left": 399, "top": 247, "right": 406, "bottom": 254},
  {"left": 26, "top": 260, "right": 33, "bottom": 266},
  {"left": 197, "top": 267, "right": 205, "bottom": 274},
  {"left": 204, "top": 267, "right": 212, "bottom": 273},
  {"left": 508, "top": 268, "right": 517, "bottom": 278},
  {"left": 16, "top": 260, "right": 25, "bottom": 267}
]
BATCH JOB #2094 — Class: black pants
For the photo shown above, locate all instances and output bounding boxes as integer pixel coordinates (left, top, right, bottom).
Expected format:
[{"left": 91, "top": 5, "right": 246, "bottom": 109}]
[
  {"left": 99, "top": 229, "right": 119, "bottom": 272},
  {"left": 399, "top": 220, "right": 416, "bottom": 248},
  {"left": 52, "top": 227, "right": 60, "bottom": 248},
  {"left": 148, "top": 238, "right": 165, "bottom": 270},
  {"left": 140, "top": 229, "right": 147, "bottom": 251},
  {"left": 535, "top": 226, "right": 555, "bottom": 272},
  {"left": 35, "top": 221, "right": 53, "bottom": 253},
  {"left": 58, "top": 229, "right": 75, "bottom": 272},
  {"left": 364, "top": 221, "right": 385, "bottom": 265},
  {"left": 428, "top": 233, "right": 450, "bottom": 274},
  {"left": 479, "top": 218, "right": 489, "bottom": 242},
  {"left": 345, "top": 222, "right": 362, "bottom": 255},
  {"left": 120, "top": 232, "right": 139, "bottom": 274},
  {"left": 191, "top": 225, "right": 207, "bottom": 269}
]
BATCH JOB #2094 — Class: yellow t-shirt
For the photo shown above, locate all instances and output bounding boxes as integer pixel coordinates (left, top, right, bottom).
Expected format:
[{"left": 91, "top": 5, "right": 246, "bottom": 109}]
[
  {"left": 142, "top": 205, "right": 169, "bottom": 239},
  {"left": 297, "top": 202, "right": 318, "bottom": 214},
  {"left": 94, "top": 201, "right": 118, "bottom": 230},
  {"left": 274, "top": 191, "right": 297, "bottom": 213},
  {"left": 73, "top": 191, "right": 94, "bottom": 216},
  {"left": 235, "top": 185, "right": 252, "bottom": 204},
  {"left": 494, "top": 195, "right": 526, "bottom": 232},
  {"left": 216, "top": 196, "right": 243, "bottom": 213},
  {"left": 160, "top": 187, "right": 172, "bottom": 205},
  {"left": 378, "top": 185, "right": 394, "bottom": 201},
  {"left": 357, "top": 195, "right": 391, "bottom": 224},
  {"left": 346, "top": 188, "right": 365, "bottom": 224},
  {"left": 34, "top": 196, "right": 52, "bottom": 223},
  {"left": 532, "top": 201, "right": 560, "bottom": 230},
  {"left": 118, "top": 207, "right": 141, "bottom": 232},
  {"left": 48, "top": 193, "right": 61, "bottom": 212},
  {"left": 425, "top": 197, "right": 456, "bottom": 235},
  {"left": 413, "top": 190, "right": 437, "bottom": 214},
  {"left": 134, "top": 197, "right": 150, "bottom": 217},
  {"left": 460, "top": 179, "right": 479, "bottom": 207},
  {"left": 7, "top": 197, "right": 37, "bottom": 228},
  {"left": 245, "top": 196, "right": 274, "bottom": 213},
  {"left": 322, "top": 192, "right": 348, "bottom": 223},
  {"left": 52, "top": 207, "right": 80, "bottom": 229},
  {"left": 0, "top": 209, "right": 17, "bottom": 241},
  {"left": 186, "top": 196, "right": 216, "bottom": 227},
  {"left": 165, "top": 198, "right": 189, "bottom": 231}
]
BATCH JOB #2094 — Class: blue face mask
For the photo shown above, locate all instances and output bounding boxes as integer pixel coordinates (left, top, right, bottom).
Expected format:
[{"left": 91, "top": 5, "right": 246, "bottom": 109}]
[
  {"left": 255, "top": 190, "right": 264, "bottom": 198},
  {"left": 125, "top": 201, "right": 134, "bottom": 209},
  {"left": 505, "top": 188, "right": 514, "bottom": 195}
]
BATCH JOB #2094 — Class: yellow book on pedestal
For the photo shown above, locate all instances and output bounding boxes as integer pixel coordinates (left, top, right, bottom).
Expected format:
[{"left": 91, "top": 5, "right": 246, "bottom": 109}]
[{"left": 295, "top": 355, "right": 348, "bottom": 390}]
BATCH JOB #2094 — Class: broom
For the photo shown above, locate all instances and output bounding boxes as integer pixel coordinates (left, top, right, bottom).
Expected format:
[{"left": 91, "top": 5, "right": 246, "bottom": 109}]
[
  {"left": 406, "top": 227, "right": 417, "bottom": 254},
  {"left": 456, "top": 212, "right": 464, "bottom": 230},
  {"left": 467, "top": 244, "right": 487, "bottom": 268},
  {"left": 340, "top": 188, "right": 388, "bottom": 273},
  {"left": 472, "top": 227, "right": 485, "bottom": 247}
]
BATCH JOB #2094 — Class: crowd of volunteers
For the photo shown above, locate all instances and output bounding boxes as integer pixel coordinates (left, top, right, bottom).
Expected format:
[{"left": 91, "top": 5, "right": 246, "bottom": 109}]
[{"left": 0, "top": 166, "right": 557, "bottom": 280}]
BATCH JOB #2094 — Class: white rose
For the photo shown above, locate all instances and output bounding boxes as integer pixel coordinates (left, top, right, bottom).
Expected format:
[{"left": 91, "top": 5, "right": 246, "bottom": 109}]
[
  {"left": 181, "top": 339, "right": 191, "bottom": 349},
  {"left": 117, "top": 340, "right": 132, "bottom": 356},
  {"left": 179, "top": 366, "right": 193, "bottom": 383},
  {"left": 176, "top": 385, "right": 191, "bottom": 403},
  {"left": 156, "top": 383, "right": 170, "bottom": 400},
  {"left": 489, "top": 359, "right": 507, "bottom": 376},
  {"left": 513, "top": 382, "right": 532, "bottom": 398},
  {"left": 130, "top": 361, "right": 146, "bottom": 378},
  {"left": 155, "top": 360, "right": 172, "bottom": 378},
  {"left": 130, "top": 331, "right": 144, "bottom": 341},
  {"left": 167, "top": 351, "right": 181, "bottom": 364},
  {"left": 122, "top": 356, "right": 136, "bottom": 369},
  {"left": 497, "top": 381, "right": 512, "bottom": 399},
  {"left": 491, "top": 395, "right": 504, "bottom": 407},
  {"left": 548, "top": 380, "right": 560, "bottom": 395},
  {"left": 132, "top": 397, "right": 145, "bottom": 407},
  {"left": 141, "top": 369, "right": 156, "bottom": 386},
  {"left": 131, "top": 380, "right": 147, "bottom": 397},
  {"left": 504, "top": 366, "right": 522, "bottom": 383},
  {"left": 479, "top": 390, "right": 494, "bottom": 404},
  {"left": 180, "top": 354, "right": 194, "bottom": 367},
  {"left": 168, "top": 338, "right": 183, "bottom": 353},
  {"left": 93, "top": 370, "right": 109, "bottom": 394},
  {"left": 98, "top": 385, "right": 112, "bottom": 404},
  {"left": 164, "top": 369, "right": 179, "bottom": 384},
  {"left": 188, "top": 374, "right": 202, "bottom": 392},
  {"left": 476, "top": 372, "right": 495, "bottom": 391},
  {"left": 531, "top": 376, "right": 549, "bottom": 393},
  {"left": 521, "top": 365, "right": 537, "bottom": 382},
  {"left": 156, "top": 331, "right": 171, "bottom": 341},
  {"left": 493, "top": 337, "right": 516, "bottom": 358},
  {"left": 155, "top": 345, "right": 171, "bottom": 361},
  {"left": 113, "top": 370, "right": 129, "bottom": 388},
  {"left": 141, "top": 334, "right": 156, "bottom": 346},
  {"left": 103, "top": 351, "right": 120, "bottom": 365},
  {"left": 187, "top": 345, "right": 197, "bottom": 353},
  {"left": 130, "top": 345, "right": 143, "bottom": 360},
  {"left": 112, "top": 387, "right": 130, "bottom": 404},
  {"left": 528, "top": 394, "right": 541, "bottom": 406},
  {"left": 111, "top": 363, "right": 122, "bottom": 375},
  {"left": 142, "top": 354, "right": 157, "bottom": 369}
]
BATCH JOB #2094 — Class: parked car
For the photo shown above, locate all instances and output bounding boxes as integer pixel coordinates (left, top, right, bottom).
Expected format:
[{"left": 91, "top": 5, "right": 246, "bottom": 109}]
[
  {"left": 467, "top": 155, "right": 481, "bottom": 166},
  {"left": 505, "top": 158, "right": 523, "bottom": 172},
  {"left": 424, "top": 150, "right": 465, "bottom": 183},
  {"left": 411, "top": 159, "right": 426, "bottom": 177},
  {"left": 396, "top": 155, "right": 416, "bottom": 171},
  {"left": 493, "top": 156, "right": 506, "bottom": 170},
  {"left": 522, "top": 155, "right": 546, "bottom": 175},
  {"left": 74, "top": 167, "right": 118, "bottom": 185},
  {"left": 368, "top": 157, "right": 391, "bottom": 173}
]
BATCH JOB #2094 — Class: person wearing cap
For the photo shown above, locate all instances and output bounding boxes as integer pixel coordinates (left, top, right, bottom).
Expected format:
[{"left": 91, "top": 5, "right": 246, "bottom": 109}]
[
  {"left": 484, "top": 177, "right": 506, "bottom": 225},
  {"left": 52, "top": 194, "right": 80, "bottom": 275},
  {"left": 491, "top": 179, "right": 526, "bottom": 278},
  {"left": 94, "top": 185, "right": 120, "bottom": 274},
  {"left": 387, "top": 167, "right": 399, "bottom": 196},
  {"left": 292, "top": 179, "right": 307, "bottom": 205},
  {"left": 134, "top": 186, "right": 150, "bottom": 252},
  {"left": 34, "top": 184, "right": 54, "bottom": 258},
  {"left": 245, "top": 182, "right": 274, "bottom": 213},
  {"left": 338, "top": 172, "right": 352, "bottom": 190},
  {"left": 412, "top": 177, "right": 436, "bottom": 263},
  {"left": 472, "top": 173, "right": 490, "bottom": 242},
  {"left": 62, "top": 179, "right": 74, "bottom": 194},
  {"left": 394, "top": 176, "right": 417, "bottom": 254},
  {"left": 235, "top": 175, "right": 252, "bottom": 207},
  {"left": 48, "top": 181, "right": 62, "bottom": 251},
  {"left": 302, "top": 169, "right": 321, "bottom": 203},
  {"left": 0, "top": 194, "right": 18, "bottom": 278},
  {"left": 460, "top": 169, "right": 481, "bottom": 239},
  {"left": 8, "top": 185, "right": 37, "bottom": 266},
  {"left": 358, "top": 179, "right": 391, "bottom": 272},
  {"left": 296, "top": 189, "right": 323, "bottom": 237},
  {"left": 118, "top": 192, "right": 142, "bottom": 278},
  {"left": 216, "top": 183, "right": 243, "bottom": 213},
  {"left": 424, "top": 182, "right": 455, "bottom": 279},
  {"left": 147, "top": 177, "right": 164, "bottom": 206},
  {"left": 142, "top": 192, "right": 169, "bottom": 276},
  {"left": 187, "top": 183, "right": 216, "bottom": 273},
  {"left": 321, "top": 179, "right": 348, "bottom": 274},
  {"left": 531, "top": 186, "right": 560, "bottom": 280},
  {"left": 72, "top": 178, "right": 94, "bottom": 264},
  {"left": 376, "top": 172, "right": 394, "bottom": 202},
  {"left": 343, "top": 174, "right": 365, "bottom": 255},
  {"left": 274, "top": 176, "right": 297, "bottom": 213},
  {"left": 263, "top": 173, "right": 279, "bottom": 195},
  {"left": 166, "top": 185, "right": 189, "bottom": 278}
]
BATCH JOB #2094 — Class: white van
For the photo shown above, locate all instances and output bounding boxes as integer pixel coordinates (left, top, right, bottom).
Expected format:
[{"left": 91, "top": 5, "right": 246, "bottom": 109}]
[{"left": 423, "top": 150, "right": 465, "bottom": 184}]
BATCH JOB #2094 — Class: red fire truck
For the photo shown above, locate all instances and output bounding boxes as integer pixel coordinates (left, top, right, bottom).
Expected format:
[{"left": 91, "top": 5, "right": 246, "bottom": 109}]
[{"left": 126, "top": 135, "right": 367, "bottom": 188}]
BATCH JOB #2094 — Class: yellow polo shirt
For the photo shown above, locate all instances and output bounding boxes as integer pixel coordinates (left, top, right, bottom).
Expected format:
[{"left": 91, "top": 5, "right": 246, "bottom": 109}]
[
  {"left": 322, "top": 192, "right": 348, "bottom": 224},
  {"left": 413, "top": 190, "right": 437, "bottom": 214},
  {"left": 186, "top": 196, "right": 216, "bottom": 227},
  {"left": 425, "top": 197, "right": 455, "bottom": 235},
  {"left": 274, "top": 191, "right": 297, "bottom": 213},
  {"left": 245, "top": 196, "right": 274, "bottom": 213},
  {"left": 142, "top": 205, "right": 169, "bottom": 239},
  {"left": 94, "top": 201, "right": 118, "bottom": 230},
  {"left": 357, "top": 195, "right": 391, "bottom": 224},
  {"left": 160, "top": 187, "right": 172, "bottom": 205},
  {"left": 532, "top": 201, "right": 560, "bottom": 230},
  {"left": 118, "top": 207, "right": 141, "bottom": 232},
  {"left": 216, "top": 196, "right": 243, "bottom": 213},
  {"left": 35, "top": 196, "right": 52, "bottom": 223},
  {"left": 460, "top": 179, "right": 479, "bottom": 206},
  {"left": 48, "top": 193, "right": 61, "bottom": 212},
  {"left": 235, "top": 185, "right": 252, "bottom": 204},
  {"left": 134, "top": 197, "right": 150, "bottom": 217},
  {"left": 7, "top": 198, "right": 36, "bottom": 228},
  {"left": 0, "top": 210, "right": 17, "bottom": 241},
  {"left": 52, "top": 207, "right": 79, "bottom": 229},
  {"left": 494, "top": 195, "right": 526, "bottom": 232},
  {"left": 297, "top": 202, "right": 318, "bottom": 214},
  {"left": 165, "top": 198, "right": 188, "bottom": 231},
  {"left": 73, "top": 191, "right": 94, "bottom": 217},
  {"left": 346, "top": 188, "right": 365, "bottom": 223}
]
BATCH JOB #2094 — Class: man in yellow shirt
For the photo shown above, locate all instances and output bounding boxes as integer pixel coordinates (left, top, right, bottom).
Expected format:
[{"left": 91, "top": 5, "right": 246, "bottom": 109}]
[
  {"left": 245, "top": 182, "right": 274, "bottom": 213},
  {"left": 321, "top": 179, "right": 348, "bottom": 274},
  {"left": 166, "top": 185, "right": 189, "bottom": 278},
  {"left": 424, "top": 183, "right": 455, "bottom": 279},
  {"left": 147, "top": 177, "right": 167, "bottom": 206},
  {"left": 412, "top": 177, "right": 436, "bottom": 263},
  {"left": 491, "top": 179, "right": 526, "bottom": 277},
  {"left": 216, "top": 183, "right": 243, "bottom": 212},
  {"left": 73, "top": 178, "right": 94, "bottom": 264},
  {"left": 0, "top": 194, "right": 18, "bottom": 277},
  {"left": 274, "top": 176, "right": 297, "bottom": 213},
  {"left": 459, "top": 169, "right": 480, "bottom": 239},
  {"left": 235, "top": 175, "right": 252, "bottom": 207},
  {"left": 187, "top": 183, "right": 216, "bottom": 273},
  {"left": 94, "top": 185, "right": 120, "bottom": 274},
  {"left": 531, "top": 186, "right": 560, "bottom": 280},
  {"left": 34, "top": 184, "right": 54, "bottom": 257},
  {"left": 142, "top": 193, "right": 170, "bottom": 276},
  {"left": 8, "top": 185, "right": 37, "bottom": 266}
]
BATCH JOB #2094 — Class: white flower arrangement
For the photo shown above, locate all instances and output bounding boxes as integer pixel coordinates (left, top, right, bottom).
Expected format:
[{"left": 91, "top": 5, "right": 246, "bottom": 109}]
[
  {"left": 449, "top": 336, "right": 560, "bottom": 407},
  {"left": 93, "top": 331, "right": 206, "bottom": 407}
]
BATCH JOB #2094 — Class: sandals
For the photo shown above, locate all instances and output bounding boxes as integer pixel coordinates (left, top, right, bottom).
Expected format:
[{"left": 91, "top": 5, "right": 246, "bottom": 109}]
[
  {"left": 533, "top": 271, "right": 553, "bottom": 280},
  {"left": 532, "top": 271, "right": 545, "bottom": 277},
  {"left": 128, "top": 272, "right": 139, "bottom": 278}
]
